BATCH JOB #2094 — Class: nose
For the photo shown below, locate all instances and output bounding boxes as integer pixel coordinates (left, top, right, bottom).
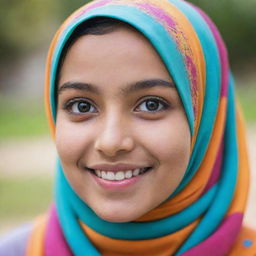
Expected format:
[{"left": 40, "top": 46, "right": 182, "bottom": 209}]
[{"left": 94, "top": 114, "right": 135, "bottom": 157}]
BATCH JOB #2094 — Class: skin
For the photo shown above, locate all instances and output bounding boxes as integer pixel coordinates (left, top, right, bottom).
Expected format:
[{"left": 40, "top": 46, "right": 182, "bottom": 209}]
[{"left": 56, "top": 26, "right": 191, "bottom": 222}]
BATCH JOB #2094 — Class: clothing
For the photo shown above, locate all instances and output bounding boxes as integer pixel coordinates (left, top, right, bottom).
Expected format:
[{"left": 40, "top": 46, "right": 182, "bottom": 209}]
[
  {"left": 11, "top": 0, "right": 254, "bottom": 255},
  {"left": 0, "top": 223, "right": 32, "bottom": 256},
  {"left": 1, "top": 223, "right": 256, "bottom": 255}
]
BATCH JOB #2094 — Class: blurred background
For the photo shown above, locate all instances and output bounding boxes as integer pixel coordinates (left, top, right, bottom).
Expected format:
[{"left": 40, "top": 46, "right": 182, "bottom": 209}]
[{"left": 0, "top": 0, "right": 255, "bottom": 235}]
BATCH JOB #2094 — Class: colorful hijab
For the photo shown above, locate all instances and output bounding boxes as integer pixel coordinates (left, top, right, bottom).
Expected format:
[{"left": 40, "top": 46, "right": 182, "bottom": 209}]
[{"left": 26, "top": 0, "right": 250, "bottom": 255}]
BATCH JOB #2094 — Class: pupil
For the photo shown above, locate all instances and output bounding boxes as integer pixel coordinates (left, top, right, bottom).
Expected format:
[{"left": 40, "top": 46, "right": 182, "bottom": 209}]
[
  {"left": 78, "top": 102, "right": 90, "bottom": 112},
  {"left": 146, "top": 100, "right": 159, "bottom": 111}
]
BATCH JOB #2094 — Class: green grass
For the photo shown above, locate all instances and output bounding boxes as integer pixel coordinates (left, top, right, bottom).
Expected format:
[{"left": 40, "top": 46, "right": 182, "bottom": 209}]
[
  {"left": 0, "top": 97, "right": 49, "bottom": 139},
  {"left": 236, "top": 86, "right": 256, "bottom": 123},
  {"left": 0, "top": 176, "right": 53, "bottom": 221}
]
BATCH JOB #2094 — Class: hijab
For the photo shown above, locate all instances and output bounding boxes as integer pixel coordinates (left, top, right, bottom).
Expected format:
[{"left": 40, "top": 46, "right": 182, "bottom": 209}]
[{"left": 26, "top": 0, "right": 250, "bottom": 255}]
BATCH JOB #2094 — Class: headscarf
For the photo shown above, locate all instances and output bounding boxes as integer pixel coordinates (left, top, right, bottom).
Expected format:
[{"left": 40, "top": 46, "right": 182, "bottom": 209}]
[{"left": 26, "top": 0, "right": 250, "bottom": 255}]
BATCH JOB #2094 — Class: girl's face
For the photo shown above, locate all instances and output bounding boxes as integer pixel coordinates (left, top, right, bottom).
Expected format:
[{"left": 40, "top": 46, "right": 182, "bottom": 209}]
[{"left": 56, "top": 26, "right": 191, "bottom": 222}]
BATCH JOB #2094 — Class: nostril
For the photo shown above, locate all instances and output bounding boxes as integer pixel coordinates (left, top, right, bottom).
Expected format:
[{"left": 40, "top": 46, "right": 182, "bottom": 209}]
[{"left": 94, "top": 136, "right": 135, "bottom": 157}]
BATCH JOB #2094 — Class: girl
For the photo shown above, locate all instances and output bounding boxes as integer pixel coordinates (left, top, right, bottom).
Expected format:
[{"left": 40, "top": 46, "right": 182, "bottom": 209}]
[{"left": 0, "top": 0, "right": 255, "bottom": 255}]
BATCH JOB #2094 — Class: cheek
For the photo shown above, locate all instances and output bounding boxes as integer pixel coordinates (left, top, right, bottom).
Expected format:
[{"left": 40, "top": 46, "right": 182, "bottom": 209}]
[
  {"left": 136, "top": 112, "right": 191, "bottom": 166},
  {"left": 55, "top": 116, "right": 91, "bottom": 165},
  {"left": 138, "top": 114, "right": 190, "bottom": 198}
]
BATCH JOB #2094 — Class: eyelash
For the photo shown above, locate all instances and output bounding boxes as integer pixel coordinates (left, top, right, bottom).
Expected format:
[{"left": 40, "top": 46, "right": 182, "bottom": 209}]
[{"left": 63, "top": 96, "right": 170, "bottom": 115}]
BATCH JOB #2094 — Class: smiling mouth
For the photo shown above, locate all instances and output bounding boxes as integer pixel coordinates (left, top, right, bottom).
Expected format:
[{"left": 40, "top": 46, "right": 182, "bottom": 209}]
[{"left": 86, "top": 167, "right": 152, "bottom": 181}]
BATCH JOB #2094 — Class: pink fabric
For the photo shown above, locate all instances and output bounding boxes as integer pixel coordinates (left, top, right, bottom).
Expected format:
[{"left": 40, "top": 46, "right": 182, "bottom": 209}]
[
  {"left": 203, "top": 140, "right": 224, "bottom": 193},
  {"left": 45, "top": 205, "right": 72, "bottom": 256},
  {"left": 137, "top": 2, "right": 199, "bottom": 120},
  {"left": 182, "top": 213, "right": 243, "bottom": 256},
  {"left": 44, "top": 3, "right": 240, "bottom": 256},
  {"left": 193, "top": 5, "right": 229, "bottom": 97},
  {"left": 137, "top": 2, "right": 176, "bottom": 28}
]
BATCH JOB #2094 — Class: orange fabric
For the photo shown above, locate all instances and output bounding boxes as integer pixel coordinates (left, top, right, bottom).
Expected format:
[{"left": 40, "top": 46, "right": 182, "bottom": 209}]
[
  {"left": 229, "top": 226, "right": 256, "bottom": 256},
  {"left": 44, "top": 3, "right": 97, "bottom": 138},
  {"left": 44, "top": 27, "right": 61, "bottom": 139},
  {"left": 44, "top": 0, "right": 206, "bottom": 147},
  {"left": 132, "top": 0, "right": 206, "bottom": 147},
  {"left": 34, "top": 0, "right": 252, "bottom": 255},
  {"left": 81, "top": 220, "right": 199, "bottom": 256},
  {"left": 160, "top": 0, "right": 206, "bottom": 147},
  {"left": 25, "top": 220, "right": 256, "bottom": 256},
  {"left": 228, "top": 104, "right": 250, "bottom": 214},
  {"left": 137, "top": 98, "right": 227, "bottom": 221},
  {"left": 44, "top": 0, "right": 209, "bottom": 222},
  {"left": 26, "top": 215, "right": 47, "bottom": 256}
]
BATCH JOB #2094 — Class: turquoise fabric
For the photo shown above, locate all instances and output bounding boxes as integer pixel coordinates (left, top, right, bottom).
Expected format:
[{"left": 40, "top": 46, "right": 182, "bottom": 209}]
[
  {"left": 47, "top": 1, "right": 239, "bottom": 255},
  {"left": 176, "top": 74, "right": 238, "bottom": 254},
  {"left": 167, "top": 0, "right": 221, "bottom": 194},
  {"left": 50, "top": 5, "right": 194, "bottom": 133}
]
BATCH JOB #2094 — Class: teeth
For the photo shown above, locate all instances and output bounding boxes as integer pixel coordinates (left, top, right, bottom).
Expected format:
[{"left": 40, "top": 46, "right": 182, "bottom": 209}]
[
  {"left": 95, "top": 170, "right": 101, "bottom": 177},
  {"left": 115, "top": 171, "right": 125, "bottom": 180},
  {"left": 94, "top": 168, "right": 149, "bottom": 181},
  {"left": 106, "top": 172, "right": 115, "bottom": 180},
  {"left": 133, "top": 168, "right": 140, "bottom": 176},
  {"left": 101, "top": 171, "right": 107, "bottom": 179},
  {"left": 125, "top": 170, "right": 132, "bottom": 179}
]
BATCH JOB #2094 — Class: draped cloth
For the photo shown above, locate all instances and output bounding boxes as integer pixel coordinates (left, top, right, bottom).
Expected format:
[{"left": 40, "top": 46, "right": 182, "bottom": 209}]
[{"left": 26, "top": 0, "right": 250, "bottom": 255}]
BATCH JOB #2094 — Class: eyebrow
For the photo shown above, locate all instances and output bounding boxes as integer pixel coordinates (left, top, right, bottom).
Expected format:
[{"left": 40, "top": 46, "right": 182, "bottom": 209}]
[
  {"left": 122, "top": 79, "right": 175, "bottom": 94},
  {"left": 58, "top": 79, "right": 175, "bottom": 95},
  {"left": 58, "top": 82, "right": 100, "bottom": 95}
]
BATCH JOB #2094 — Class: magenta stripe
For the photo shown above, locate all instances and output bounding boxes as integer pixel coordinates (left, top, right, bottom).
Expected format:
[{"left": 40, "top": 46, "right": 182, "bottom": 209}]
[
  {"left": 137, "top": 2, "right": 177, "bottom": 28},
  {"left": 182, "top": 213, "right": 243, "bottom": 256},
  {"left": 191, "top": 5, "right": 229, "bottom": 97},
  {"left": 203, "top": 140, "right": 224, "bottom": 193},
  {"left": 70, "top": 0, "right": 200, "bottom": 119},
  {"left": 137, "top": 2, "right": 199, "bottom": 120},
  {"left": 45, "top": 204, "right": 72, "bottom": 256}
]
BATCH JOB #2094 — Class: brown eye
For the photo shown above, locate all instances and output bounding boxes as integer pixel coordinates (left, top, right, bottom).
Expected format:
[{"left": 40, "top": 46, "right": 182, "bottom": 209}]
[
  {"left": 64, "top": 98, "right": 97, "bottom": 114},
  {"left": 71, "top": 101, "right": 97, "bottom": 113},
  {"left": 76, "top": 102, "right": 91, "bottom": 112},
  {"left": 146, "top": 100, "right": 160, "bottom": 111},
  {"left": 136, "top": 97, "right": 169, "bottom": 112}
]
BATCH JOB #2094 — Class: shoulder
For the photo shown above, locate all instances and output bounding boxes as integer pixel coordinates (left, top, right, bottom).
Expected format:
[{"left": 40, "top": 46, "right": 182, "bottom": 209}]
[
  {"left": 229, "top": 225, "right": 256, "bottom": 256},
  {"left": 0, "top": 223, "right": 33, "bottom": 256}
]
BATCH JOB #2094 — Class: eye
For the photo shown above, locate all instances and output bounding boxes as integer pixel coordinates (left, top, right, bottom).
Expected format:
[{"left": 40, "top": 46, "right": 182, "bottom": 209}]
[
  {"left": 135, "top": 97, "right": 169, "bottom": 112},
  {"left": 64, "top": 98, "right": 97, "bottom": 114}
]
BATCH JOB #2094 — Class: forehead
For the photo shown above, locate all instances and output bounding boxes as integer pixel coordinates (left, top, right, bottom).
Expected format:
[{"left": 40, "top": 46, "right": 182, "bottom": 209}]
[{"left": 58, "top": 26, "right": 172, "bottom": 90}]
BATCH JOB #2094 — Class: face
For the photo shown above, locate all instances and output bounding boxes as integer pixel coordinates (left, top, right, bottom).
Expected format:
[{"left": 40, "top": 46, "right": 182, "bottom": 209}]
[{"left": 56, "top": 26, "right": 191, "bottom": 222}]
